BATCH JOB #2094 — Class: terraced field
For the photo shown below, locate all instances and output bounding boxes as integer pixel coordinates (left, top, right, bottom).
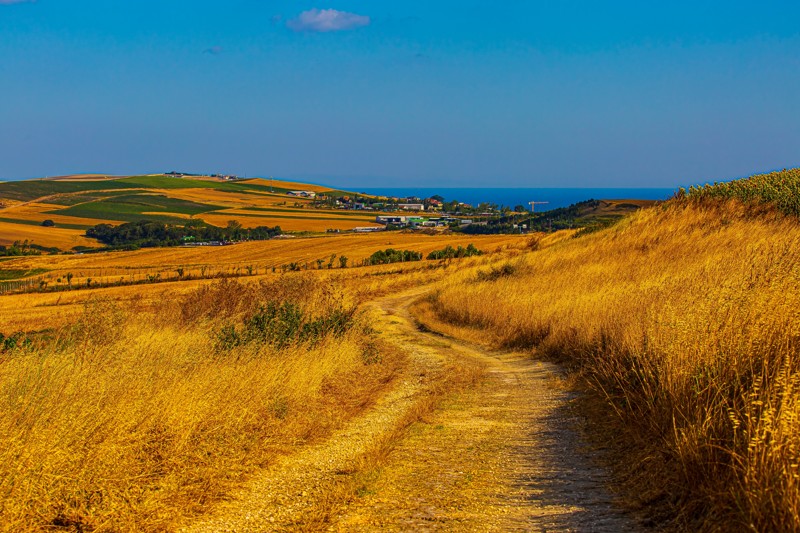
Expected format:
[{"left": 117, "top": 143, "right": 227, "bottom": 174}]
[{"left": 0, "top": 174, "right": 377, "bottom": 249}]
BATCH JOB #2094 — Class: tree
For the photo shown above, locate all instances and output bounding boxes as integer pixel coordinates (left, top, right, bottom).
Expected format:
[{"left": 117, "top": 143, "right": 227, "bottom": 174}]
[
  {"left": 41, "top": 219, "right": 56, "bottom": 227},
  {"left": 339, "top": 256, "right": 348, "bottom": 268}
]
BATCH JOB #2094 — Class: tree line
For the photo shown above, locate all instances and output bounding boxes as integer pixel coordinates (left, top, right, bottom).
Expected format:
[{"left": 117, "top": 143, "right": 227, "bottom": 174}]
[{"left": 86, "top": 220, "right": 281, "bottom": 248}]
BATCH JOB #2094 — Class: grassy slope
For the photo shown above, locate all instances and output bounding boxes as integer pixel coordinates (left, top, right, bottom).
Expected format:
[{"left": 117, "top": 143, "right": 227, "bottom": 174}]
[
  {"left": 422, "top": 169, "right": 800, "bottom": 531},
  {"left": 48, "top": 193, "right": 223, "bottom": 223},
  {"left": 0, "top": 275, "right": 410, "bottom": 531},
  {"left": 0, "top": 175, "right": 367, "bottom": 248}
]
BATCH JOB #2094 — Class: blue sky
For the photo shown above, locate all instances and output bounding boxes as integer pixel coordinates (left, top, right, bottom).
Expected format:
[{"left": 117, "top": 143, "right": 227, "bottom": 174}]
[{"left": 1, "top": 1, "right": 798, "bottom": 187}]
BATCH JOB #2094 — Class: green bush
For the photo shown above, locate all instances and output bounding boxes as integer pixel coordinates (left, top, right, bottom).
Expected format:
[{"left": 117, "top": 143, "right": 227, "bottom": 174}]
[{"left": 426, "top": 243, "right": 483, "bottom": 260}]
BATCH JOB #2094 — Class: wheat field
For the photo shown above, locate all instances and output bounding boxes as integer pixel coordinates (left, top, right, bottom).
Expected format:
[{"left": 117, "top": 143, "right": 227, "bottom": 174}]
[{"left": 0, "top": 275, "right": 407, "bottom": 531}]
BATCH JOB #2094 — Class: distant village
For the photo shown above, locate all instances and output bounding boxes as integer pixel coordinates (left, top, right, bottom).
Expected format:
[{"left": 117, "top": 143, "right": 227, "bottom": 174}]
[{"left": 164, "top": 171, "right": 540, "bottom": 234}]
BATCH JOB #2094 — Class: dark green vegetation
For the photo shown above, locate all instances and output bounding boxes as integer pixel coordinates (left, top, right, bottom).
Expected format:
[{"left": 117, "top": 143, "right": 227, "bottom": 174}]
[
  {"left": 0, "top": 268, "right": 49, "bottom": 281},
  {"left": 426, "top": 243, "right": 483, "bottom": 260},
  {"left": 0, "top": 332, "right": 31, "bottom": 352},
  {"left": 0, "top": 179, "right": 134, "bottom": 202},
  {"left": 0, "top": 216, "right": 88, "bottom": 230},
  {"left": 460, "top": 199, "right": 649, "bottom": 235},
  {"left": 0, "top": 175, "right": 293, "bottom": 203},
  {"left": 0, "top": 240, "right": 46, "bottom": 257},
  {"left": 366, "top": 248, "right": 423, "bottom": 265},
  {"left": 179, "top": 277, "right": 360, "bottom": 352},
  {"left": 45, "top": 190, "right": 140, "bottom": 207},
  {"left": 86, "top": 220, "right": 281, "bottom": 248},
  {"left": 49, "top": 193, "right": 222, "bottom": 224},
  {"left": 682, "top": 167, "right": 800, "bottom": 217},
  {"left": 215, "top": 301, "right": 356, "bottom": 352}
]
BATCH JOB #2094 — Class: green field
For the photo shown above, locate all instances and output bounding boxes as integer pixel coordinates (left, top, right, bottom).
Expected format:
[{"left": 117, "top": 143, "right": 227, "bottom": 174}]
[
  {"left": 48, "top": 193, "right": 223, "bottom": 223},
  {"left": 117, "top": 176, "right": 293, "bottom": 195},
  {"left": 0, "top": 180, "right": 134, "bottom": 202},
  {"left": 0, "top": 217, "right": 90, "bottom": 230},
  {"left": 0, "top": 268, "right": 49, "bottom": 281},
  {"left": 45, "top": 190, "right": 138, "bottom": 206}
]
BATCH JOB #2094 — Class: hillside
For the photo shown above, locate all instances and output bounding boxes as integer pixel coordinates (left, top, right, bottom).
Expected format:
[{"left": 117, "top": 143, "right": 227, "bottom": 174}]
[
  {"left": 3, "top": 168, "right": 799, "bottom": 531},
  {"left": 0, "top": 174, "right": 379, "bottom": 248},
  {"left": 418, "top": 168, "right": 800, "bottom": 530}
]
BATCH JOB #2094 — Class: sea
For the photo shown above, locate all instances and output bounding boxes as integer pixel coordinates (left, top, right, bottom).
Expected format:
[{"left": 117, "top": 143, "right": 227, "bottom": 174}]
[{"left": 356, "top": 188, "right": 678, "bottom": 212}]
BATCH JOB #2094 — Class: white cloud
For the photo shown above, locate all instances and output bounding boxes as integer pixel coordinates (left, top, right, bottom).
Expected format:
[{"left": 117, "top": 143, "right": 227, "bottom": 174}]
[{"left": 287, "top": 9, "right": 370, "bottom": 33}]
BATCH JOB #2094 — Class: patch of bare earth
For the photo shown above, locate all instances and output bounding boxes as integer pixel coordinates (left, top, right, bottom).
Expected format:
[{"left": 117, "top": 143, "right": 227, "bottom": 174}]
[{"left": 180, "top": 288, "right": 640, "bottom": 532}]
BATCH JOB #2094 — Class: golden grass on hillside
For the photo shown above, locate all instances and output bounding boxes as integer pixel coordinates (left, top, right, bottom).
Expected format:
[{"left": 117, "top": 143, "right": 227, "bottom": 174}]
[
  {"left": 0, "top": 233, "right": 526, "bottom": 289},
  {"left": 0, "top": 276, "right": 404, "bottom": 531},
  {"left": 0, "top": 221, "right": 100, "bottom": 249},
  {"left": 0, "top": 203, "right": 121, "bottom": 227},
  {"left": 0, "top": 233, "right": 530, "bottom": 331},
  {"left": 197, "top": 213, "right": 379, "bottom": 231},
  {"left": 245, "top": 178, "right": 335, "bottom": 193},
  {"left": 424, "top": 200, "right": 800, "bottom": 531}
]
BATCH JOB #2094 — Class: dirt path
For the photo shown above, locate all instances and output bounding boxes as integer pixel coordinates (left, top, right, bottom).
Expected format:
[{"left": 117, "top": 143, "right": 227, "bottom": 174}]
[{"left": 181, "top": 288, "right": 639, "bottom": 532}]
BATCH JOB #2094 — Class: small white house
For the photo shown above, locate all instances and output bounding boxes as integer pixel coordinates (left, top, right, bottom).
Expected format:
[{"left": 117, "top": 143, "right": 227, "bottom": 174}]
[{"left": 287, "top": 191, "right": 317, "bottom": 198}]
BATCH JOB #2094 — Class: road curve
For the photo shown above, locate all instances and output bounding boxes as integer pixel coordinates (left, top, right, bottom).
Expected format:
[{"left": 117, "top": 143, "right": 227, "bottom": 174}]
[{"left": 181, "top": 287, "right": 640, "bottom": 532}]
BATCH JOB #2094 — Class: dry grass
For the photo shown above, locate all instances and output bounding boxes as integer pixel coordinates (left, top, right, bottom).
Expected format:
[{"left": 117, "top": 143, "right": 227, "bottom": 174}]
[
  {"left": 0, "top": 203, "right": 121, "bottom": 227},
  {"left": 0, "top": 221, "right": 100, "bottom": 249},
  {"left": 0, "top": 233, "right": 526, "bottom": 291},
  {"left": 0, "top": 276, "right": 405, "bottom": 531},
  {"left": 424, "top": 199, "right": 800, "bottom": 531},
  {"left": 197, "top": 213, "right": 379, "bottom": 231}
]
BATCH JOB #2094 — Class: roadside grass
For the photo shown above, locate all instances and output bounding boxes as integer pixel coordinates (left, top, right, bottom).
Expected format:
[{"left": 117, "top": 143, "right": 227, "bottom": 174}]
[
  {"left": 423, "top": 194, "right": 800, "bottom": 531},
  {"left": 0, "top": 276, "right": 406, "bottom": 531}
]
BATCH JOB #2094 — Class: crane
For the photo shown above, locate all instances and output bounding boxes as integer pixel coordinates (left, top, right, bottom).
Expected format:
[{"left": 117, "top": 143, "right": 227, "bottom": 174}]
[{"left": 528, "top": 201, "right": 549, "bottom": 213}]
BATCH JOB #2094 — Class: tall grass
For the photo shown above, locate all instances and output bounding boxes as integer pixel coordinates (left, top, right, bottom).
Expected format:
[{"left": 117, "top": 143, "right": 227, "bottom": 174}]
[
  {"left": 425, "top": 196, "right": 800, "bottom": 531},
  {"left": 0, "top": 276, "right": 402, "bottom": 531}
]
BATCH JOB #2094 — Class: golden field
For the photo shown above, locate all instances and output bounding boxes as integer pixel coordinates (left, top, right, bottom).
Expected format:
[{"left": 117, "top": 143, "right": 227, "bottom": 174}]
[
  {"left": 0, "top": 276, "right": 408, "bottom": 531},
  {"left": 0, "top": 174, "right": 383, "bottom": 250},
  {"left": 6, "top": 169, "right": 800, "bottom": 531},
  {"left": 0, "top": 221, "right": 100, "bottom": 249},
  {"left": 0, "top": 232, "right": 525, "bottom": 294},
  {"left": 420, "top": 197, "right": 800, "bottom": 531}
]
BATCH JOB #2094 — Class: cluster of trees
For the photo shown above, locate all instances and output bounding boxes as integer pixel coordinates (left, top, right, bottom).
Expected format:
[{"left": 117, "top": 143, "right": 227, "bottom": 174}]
[
  {"left": 366, "top": 248, "right": 423, "bottom": 265},
  {"left": 86, "top": 220, "right": 281, "bottom": 248},
  {"left": 0, "top": 240, "right": 42, "bottom": 257},
  {"left": 426, "top": 243, "right": 483, "bottom": 260},
  {"left": 459, "top": 200, "right": 606, "bottom": 234}
]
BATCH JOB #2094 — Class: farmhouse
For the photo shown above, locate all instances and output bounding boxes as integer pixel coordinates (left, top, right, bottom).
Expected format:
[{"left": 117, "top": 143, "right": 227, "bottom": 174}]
[
  {"left": 375, "top": 216, "right": 407, "bottom": 225},
  {"left": 287, "top": 191, "right": 317, "bottom": 198},
  {"left": 398, "top": 203, "right": 425, "bottom": 211}
]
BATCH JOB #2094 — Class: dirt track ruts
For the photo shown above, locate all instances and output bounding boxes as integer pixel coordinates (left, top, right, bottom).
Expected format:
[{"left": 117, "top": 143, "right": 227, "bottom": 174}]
[{"left": 181, "top": 287, "right": 640, "bottom": 532}]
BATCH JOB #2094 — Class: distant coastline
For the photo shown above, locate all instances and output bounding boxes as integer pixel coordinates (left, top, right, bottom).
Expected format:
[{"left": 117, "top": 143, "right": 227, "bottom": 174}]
[{"left": 356, "top": 187, "right": 677, "bottom": 212}]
